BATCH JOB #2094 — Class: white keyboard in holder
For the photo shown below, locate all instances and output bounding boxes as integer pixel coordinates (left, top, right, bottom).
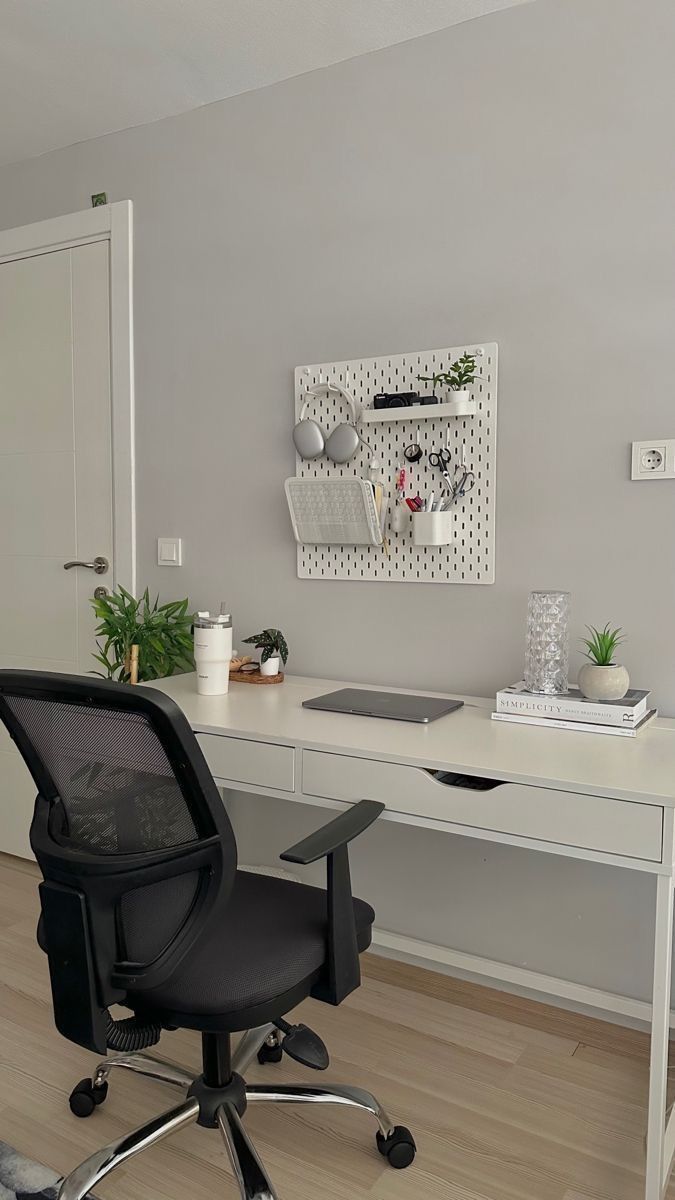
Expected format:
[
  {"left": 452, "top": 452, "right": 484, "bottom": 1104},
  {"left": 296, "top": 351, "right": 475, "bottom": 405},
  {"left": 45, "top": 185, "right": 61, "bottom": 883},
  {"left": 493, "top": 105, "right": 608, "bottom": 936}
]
[{"left": 285, "top": 478, "right": 383, "bottom": 546}]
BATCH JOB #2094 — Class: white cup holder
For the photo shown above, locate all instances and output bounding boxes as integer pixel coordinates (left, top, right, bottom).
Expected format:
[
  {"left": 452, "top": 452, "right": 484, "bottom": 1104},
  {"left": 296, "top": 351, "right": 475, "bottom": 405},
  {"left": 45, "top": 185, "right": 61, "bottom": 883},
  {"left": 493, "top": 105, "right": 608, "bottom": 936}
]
[{"left": 412, "top": 510, "right": 453, "bottom": 546}]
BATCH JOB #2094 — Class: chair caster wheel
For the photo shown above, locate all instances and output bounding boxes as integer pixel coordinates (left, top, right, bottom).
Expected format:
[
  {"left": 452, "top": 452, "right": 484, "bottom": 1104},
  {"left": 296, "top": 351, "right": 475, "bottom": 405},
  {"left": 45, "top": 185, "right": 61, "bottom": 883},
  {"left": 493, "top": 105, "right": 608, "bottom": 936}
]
[
  {"left": 257, "top": 1042, "right": 283, "bottom": 1065},
  {"left": 69, "top": 1078, "right": 108, "bottom": 1117},
  {"left": 376, "top": 1126, "right": 416, "bottom": 1169}
]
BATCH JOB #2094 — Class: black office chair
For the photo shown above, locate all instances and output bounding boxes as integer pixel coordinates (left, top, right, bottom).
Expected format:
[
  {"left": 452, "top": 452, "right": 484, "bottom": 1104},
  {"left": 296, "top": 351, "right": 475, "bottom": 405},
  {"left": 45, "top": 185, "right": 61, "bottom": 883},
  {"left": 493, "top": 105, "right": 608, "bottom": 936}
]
[{"left": 0, "top": 670, "right": 415, "bottom": 1200}]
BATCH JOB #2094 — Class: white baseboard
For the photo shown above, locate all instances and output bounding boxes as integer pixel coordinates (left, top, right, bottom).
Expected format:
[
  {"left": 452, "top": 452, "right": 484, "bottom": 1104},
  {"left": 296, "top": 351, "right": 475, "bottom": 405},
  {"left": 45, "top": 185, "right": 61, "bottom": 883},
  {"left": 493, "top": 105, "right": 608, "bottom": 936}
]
[{"left": 371, "top": 927, "right": 673, "bottom": 1032}]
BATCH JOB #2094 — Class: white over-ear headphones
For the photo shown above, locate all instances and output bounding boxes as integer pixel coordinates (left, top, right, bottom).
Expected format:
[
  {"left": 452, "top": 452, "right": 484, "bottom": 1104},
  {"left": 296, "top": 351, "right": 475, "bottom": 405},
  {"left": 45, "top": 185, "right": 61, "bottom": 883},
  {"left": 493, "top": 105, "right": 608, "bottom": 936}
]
[{"left": 292, "top": 382, "right": 362, "bottom": 463}]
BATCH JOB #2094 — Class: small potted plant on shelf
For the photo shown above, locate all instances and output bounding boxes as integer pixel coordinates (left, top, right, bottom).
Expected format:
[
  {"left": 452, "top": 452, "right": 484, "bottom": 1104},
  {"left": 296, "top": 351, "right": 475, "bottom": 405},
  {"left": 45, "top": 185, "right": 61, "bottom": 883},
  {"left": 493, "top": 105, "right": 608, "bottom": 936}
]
[
  {"left": 91, "top": 587, "right": 194, "bottom": 683},
  {"left": 577, "top": 624, "right": 629, "bottom": 701},
  {"left": 242, "top": 628, "right": 289, "bottom": 677},
  {"left": 418, "top": 353, "right": 479, "bottom": 416}
]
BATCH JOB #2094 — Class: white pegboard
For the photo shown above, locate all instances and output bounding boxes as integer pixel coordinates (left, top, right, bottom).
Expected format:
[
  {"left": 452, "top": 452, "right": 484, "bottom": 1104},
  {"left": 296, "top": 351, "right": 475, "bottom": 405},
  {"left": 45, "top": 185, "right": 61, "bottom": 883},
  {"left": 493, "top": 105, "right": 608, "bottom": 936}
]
[{"left": 293, "top": 342, "right": 498, "bottom": 584}]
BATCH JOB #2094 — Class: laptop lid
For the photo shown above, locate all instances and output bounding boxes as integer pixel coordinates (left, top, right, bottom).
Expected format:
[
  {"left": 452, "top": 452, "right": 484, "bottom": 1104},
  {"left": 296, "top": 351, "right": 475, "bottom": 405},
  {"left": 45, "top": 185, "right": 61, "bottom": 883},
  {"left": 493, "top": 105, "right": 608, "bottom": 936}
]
[{"left": 302, "top": 688, "right": 463, "bottom": 724}]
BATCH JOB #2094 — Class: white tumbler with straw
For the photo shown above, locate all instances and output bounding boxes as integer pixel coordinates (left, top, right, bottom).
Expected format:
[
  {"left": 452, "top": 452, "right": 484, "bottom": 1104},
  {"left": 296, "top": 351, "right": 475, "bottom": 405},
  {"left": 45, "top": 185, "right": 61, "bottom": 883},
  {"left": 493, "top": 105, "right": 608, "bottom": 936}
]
[{"left": 194, "top": 611, "right": 232, "bottom": 695}]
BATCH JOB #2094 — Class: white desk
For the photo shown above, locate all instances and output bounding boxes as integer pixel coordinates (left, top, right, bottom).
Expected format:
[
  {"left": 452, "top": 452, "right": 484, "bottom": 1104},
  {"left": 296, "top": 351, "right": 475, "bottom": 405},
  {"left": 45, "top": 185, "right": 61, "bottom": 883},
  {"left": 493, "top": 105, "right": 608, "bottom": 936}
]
[{"left": 151, "top": 671, "right": 675, "bottom": 1200}]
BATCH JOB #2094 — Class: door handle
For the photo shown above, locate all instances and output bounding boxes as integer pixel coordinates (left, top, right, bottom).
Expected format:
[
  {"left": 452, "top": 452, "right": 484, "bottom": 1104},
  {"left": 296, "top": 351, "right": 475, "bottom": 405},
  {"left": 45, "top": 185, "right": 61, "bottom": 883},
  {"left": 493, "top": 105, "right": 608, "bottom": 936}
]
[{"left": 63, "top": 556, "right": 109, "bottom": 575}]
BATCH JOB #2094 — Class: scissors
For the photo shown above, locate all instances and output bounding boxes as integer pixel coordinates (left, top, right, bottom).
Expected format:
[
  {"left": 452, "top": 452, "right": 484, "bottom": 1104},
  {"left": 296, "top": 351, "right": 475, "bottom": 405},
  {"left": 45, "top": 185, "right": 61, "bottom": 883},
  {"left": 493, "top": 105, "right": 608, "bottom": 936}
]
[
  {"left": 428, "top": 446, "right": 452, "bottom": 487},
  {"left": 449, "top": 466, "right": 475, "bottom": 500},
  {"left": 429, "top": 446, "right": 476, "bottom": 503}
]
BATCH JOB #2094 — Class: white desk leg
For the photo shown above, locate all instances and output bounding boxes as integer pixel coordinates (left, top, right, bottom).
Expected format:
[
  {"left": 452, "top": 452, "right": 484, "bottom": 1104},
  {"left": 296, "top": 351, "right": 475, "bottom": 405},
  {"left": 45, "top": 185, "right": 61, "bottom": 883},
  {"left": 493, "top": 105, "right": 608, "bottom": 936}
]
[
  {"left": 219, "top": 785, "right": 234, "bottom": 822},
  {"left": 646, "top": 873, "right": 674, "bottom": 1200}
]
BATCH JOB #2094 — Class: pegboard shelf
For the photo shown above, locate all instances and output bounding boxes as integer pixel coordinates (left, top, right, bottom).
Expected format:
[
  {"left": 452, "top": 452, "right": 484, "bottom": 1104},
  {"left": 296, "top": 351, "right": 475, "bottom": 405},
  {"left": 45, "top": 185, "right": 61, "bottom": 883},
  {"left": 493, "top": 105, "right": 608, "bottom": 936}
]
[
  {"left": 293, "top": 342, "right": 497, "bottom": 585},
  {"left": 361, "top": 400, "right": 476, "bottom": 423}
]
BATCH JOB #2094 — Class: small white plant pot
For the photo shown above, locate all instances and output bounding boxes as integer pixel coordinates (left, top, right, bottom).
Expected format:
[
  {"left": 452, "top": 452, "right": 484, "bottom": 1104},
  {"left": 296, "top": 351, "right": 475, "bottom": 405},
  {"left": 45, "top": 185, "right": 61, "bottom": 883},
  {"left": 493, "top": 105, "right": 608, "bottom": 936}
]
[
  {"left": 412, "top": 510, "right": 453, "bottom": 547},
  {"left": 577, "top": 663, "right": 630, "bottom": 701},
  {"left": 447, "top": 390, "right": 476, "bottom": 417},
  {"left": 260, "top": 656, "right": 280, "bottom": 677}
]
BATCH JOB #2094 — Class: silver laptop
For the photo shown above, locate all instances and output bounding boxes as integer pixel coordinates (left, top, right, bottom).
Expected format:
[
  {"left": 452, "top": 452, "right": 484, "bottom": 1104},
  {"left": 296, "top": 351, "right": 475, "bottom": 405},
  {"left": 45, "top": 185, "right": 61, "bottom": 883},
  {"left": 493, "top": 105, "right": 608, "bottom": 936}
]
[{"left": 302, "top": 688, "right": 463, "bottom": 724}]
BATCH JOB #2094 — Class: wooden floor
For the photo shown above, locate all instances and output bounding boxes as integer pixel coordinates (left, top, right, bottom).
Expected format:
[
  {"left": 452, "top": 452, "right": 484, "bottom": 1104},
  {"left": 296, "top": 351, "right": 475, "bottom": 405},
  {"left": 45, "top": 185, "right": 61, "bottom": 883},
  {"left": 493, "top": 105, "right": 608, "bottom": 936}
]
[{"left": 0, "top": 851, "right": 671, "bottom": 1200}]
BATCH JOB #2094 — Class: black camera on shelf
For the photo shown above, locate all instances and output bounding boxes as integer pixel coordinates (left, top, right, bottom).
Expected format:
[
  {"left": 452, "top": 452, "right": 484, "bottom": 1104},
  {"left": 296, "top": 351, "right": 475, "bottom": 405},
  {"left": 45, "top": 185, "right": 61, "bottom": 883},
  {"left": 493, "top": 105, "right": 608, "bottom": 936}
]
[
  {"left": 373, "top": 392, "right": 416, "bottom": 410},
  {"left": 372, "top": 391, "right": 439, "bottom": 410}
]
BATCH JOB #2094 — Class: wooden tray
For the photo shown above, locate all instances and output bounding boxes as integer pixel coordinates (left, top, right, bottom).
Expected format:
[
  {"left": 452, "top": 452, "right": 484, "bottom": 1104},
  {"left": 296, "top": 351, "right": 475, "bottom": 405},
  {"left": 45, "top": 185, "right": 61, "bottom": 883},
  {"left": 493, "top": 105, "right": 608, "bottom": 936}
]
[{"left": 229, "top": 668, "right": 284, "bottom": 685}]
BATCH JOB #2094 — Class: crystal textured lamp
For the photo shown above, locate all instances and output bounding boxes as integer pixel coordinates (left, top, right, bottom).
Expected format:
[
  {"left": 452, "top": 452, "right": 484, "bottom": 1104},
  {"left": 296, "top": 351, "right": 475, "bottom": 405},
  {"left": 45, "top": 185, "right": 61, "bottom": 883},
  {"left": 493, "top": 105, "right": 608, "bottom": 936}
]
[{"left": 524, "top": 590, "right": 570, "bottom": 695}]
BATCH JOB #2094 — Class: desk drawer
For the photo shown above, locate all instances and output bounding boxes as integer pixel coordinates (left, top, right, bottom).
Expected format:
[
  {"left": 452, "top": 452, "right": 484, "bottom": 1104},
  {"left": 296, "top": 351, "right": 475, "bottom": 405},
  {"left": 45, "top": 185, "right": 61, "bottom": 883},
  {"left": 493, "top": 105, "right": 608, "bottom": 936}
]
[
  {"left": 197, "top": 733, "right": 294, "bottom": 792},
  {"left": 302, "top": 750, "right": 663, "bottom": 861}
]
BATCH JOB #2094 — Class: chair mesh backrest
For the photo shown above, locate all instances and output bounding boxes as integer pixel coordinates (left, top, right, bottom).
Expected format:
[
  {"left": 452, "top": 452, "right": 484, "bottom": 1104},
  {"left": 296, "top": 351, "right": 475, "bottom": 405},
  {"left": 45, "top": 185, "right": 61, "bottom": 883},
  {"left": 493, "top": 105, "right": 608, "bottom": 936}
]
[
  {"left": 4, "top": 693, "right": 209, "bottom": 962},
  {"left": 5, "top": 695, "right": 198, "bottom": 853}
]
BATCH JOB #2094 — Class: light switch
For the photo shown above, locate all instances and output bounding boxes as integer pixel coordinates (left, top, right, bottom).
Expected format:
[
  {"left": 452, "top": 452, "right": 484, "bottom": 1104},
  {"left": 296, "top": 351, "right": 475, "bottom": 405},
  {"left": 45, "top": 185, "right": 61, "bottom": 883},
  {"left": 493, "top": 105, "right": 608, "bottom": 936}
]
[{"left": 157, "top": 537, "right": 182, "bottom": 566}]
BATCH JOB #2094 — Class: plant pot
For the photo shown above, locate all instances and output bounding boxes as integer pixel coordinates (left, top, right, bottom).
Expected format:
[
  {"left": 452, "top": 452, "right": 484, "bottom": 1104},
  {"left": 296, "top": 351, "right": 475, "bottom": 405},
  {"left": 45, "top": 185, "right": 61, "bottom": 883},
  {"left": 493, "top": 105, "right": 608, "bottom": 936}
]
[
  {"left": 447, "top": 390, "right": 476, "bottom": 417},
  {"left": 260, "top": 656, "right": 280, "bottom": 677},
  {"left": 577, "top": 662, "right": 630, "bottom": 701}
]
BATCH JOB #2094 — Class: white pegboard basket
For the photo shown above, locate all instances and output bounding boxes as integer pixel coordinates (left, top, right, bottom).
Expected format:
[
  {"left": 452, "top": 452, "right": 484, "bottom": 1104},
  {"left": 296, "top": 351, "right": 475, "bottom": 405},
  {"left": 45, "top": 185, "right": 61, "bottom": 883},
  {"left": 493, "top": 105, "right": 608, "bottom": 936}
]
[
  {"left": 285, "top": 477, "right": 384, "bottom": 546},
  {"left": 293, "top": 342, "right": 498, "bottom": 584}
]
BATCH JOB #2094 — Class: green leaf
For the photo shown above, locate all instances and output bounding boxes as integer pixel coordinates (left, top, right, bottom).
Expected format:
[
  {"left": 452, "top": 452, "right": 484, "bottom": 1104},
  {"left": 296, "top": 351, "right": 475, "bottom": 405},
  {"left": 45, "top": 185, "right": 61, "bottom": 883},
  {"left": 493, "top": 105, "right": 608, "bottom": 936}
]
[
  {"left": 580, "top": 622, "right": 625, "bottom": 665},
  {"left": 89, "top": 586, "right": 195, "bottom": 681},
  {"left": 242, "top": 628, "right": 288, "bottom": 662}
]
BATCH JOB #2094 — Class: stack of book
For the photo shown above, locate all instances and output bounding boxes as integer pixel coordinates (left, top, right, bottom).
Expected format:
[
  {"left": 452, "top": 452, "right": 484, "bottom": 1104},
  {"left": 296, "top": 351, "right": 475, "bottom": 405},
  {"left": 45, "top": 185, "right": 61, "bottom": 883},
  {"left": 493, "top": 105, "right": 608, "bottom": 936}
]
[{"left": 492, "top": 682, "right": 656, "bottom": 737}]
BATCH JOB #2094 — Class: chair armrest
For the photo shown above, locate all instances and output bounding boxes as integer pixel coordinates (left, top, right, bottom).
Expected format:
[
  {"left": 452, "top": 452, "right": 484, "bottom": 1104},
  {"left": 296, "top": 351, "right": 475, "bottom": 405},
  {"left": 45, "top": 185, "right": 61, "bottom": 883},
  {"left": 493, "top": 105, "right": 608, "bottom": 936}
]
[
  {"left": 280, "top": 799, "right": 384, "bottom": 864},
  {"left": 280, "top": 800, "right": 384, "bottom": 1006}
]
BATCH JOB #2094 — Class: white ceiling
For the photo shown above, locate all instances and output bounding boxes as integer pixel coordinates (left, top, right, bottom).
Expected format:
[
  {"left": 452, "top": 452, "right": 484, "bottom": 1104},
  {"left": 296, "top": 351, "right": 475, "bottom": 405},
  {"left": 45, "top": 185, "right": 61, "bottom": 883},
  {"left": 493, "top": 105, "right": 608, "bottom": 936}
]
[{"left": 0, "top": 0, "right": 530, "bottom": 167}]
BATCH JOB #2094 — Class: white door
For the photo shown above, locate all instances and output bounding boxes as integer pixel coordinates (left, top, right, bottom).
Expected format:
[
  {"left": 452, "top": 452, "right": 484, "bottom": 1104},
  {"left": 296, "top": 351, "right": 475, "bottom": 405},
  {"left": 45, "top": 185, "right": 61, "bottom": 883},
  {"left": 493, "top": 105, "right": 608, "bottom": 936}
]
[{"left": 0, "top": 233, "right": 123, "bottom": 856}]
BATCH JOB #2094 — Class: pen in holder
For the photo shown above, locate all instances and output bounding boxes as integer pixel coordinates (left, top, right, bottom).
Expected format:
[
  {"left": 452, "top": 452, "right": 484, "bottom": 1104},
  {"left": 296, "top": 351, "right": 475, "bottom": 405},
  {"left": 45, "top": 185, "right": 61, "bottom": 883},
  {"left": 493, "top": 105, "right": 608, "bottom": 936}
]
[{"left": 412, "top": 510, "right": 453, "bottom": 547}]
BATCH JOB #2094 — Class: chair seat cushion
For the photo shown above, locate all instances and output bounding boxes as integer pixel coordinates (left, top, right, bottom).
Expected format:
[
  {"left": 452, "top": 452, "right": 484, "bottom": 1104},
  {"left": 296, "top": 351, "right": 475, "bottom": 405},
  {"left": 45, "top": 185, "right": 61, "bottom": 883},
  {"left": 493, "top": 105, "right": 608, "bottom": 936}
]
[{"left": 133, "top": 870, "right": 374, "bottom": 1022}]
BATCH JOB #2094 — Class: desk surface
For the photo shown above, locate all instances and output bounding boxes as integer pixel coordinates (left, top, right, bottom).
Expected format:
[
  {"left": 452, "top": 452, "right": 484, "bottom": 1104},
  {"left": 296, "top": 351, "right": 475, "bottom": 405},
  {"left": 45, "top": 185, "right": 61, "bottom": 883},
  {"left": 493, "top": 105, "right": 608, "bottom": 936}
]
[{"left": 149, "top": 673, "right": 675, "bottom": 807}]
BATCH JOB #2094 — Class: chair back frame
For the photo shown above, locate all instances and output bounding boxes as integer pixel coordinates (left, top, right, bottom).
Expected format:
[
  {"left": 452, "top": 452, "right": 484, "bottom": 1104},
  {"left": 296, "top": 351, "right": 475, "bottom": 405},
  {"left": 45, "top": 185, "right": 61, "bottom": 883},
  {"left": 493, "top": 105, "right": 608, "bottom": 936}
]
[{"left": 0, "top": 670, "right": 236, "bottom": 1052}]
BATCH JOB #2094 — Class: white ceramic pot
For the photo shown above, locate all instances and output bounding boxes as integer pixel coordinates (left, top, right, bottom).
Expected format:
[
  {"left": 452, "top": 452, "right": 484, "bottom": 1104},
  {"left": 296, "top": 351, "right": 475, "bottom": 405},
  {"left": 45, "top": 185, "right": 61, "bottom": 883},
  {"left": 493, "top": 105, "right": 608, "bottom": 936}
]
[
  {"left": 577, "top": 662, "right": 630, "bottom": 701},
  {"left": 447, "top": 390, "right": 476, "bottom": 417},
  {"left": 260, "top": 655, "right": 280, "bottom": 677}
]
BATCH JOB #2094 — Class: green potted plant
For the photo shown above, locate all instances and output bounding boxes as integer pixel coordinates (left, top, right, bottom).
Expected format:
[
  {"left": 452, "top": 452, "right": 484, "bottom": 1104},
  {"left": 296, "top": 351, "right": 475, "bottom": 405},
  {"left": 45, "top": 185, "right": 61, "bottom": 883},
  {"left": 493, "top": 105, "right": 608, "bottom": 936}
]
[
  {"left": 578, "top": 624, "right": 629, "bottom": 701},
  {"left": 418, "top": 353, "right": 479, "bottom": 416},
  {"left": 91, "top": 587, "right": 194, "bottom": 683},
  {"left": 242, "top": 628, "right": 289, "bottom": 677}
]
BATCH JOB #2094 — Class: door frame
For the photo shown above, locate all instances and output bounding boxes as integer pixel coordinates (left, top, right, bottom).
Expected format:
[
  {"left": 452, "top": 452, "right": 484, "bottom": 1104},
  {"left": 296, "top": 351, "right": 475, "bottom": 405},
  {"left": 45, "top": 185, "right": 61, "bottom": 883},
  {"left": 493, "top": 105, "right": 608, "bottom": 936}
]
[{"left": 0, "top": 201, "right": 135, "bottom": 592}]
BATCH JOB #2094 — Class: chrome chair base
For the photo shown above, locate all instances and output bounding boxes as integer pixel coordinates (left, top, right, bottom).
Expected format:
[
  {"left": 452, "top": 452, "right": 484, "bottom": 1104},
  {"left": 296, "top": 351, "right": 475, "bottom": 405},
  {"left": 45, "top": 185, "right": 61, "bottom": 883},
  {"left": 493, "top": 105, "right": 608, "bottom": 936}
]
[
  {"left": 58, "top": 1028, "right": 410, "bottom": 1200},
  {"left": 58, "top": 1098, "right": 200, "bottom": 1200}
]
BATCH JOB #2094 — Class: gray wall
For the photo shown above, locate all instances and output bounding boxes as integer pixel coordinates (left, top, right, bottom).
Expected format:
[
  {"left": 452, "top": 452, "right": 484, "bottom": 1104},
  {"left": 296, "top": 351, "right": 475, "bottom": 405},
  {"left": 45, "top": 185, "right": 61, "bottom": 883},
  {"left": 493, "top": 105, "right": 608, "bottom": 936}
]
[{"left": 1, "top": 0, "right": 674, "bottom": 1006}]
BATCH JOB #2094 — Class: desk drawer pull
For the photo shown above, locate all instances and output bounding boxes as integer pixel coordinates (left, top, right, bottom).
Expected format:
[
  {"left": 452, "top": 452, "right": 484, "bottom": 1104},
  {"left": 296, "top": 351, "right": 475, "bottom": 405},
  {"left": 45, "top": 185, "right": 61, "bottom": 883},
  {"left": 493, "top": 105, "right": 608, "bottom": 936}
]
[{"left": 428, "top": 770, "right": 504, "bottom": 792}]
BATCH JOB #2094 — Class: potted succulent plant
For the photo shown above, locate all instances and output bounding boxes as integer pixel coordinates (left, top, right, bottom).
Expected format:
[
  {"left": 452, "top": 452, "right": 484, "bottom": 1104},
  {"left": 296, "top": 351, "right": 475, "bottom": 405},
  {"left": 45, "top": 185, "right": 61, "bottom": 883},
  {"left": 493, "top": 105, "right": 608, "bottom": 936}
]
[
  {"left": 242, "top": 628, "right": 289, "bottom": 677},
  {"left": 418, "top": 353, "right": 479, "bottom": 416},
  {"left": 578, "top": 624, "right": 629, "bottom": 701}
]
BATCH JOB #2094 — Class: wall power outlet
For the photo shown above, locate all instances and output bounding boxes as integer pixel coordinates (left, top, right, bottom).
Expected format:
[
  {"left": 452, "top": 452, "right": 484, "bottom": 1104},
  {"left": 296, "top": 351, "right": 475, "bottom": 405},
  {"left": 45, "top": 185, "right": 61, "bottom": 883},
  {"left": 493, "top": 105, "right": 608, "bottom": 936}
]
[{"left": 631, "top": 440, "right": 675, "bottom": 480}]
